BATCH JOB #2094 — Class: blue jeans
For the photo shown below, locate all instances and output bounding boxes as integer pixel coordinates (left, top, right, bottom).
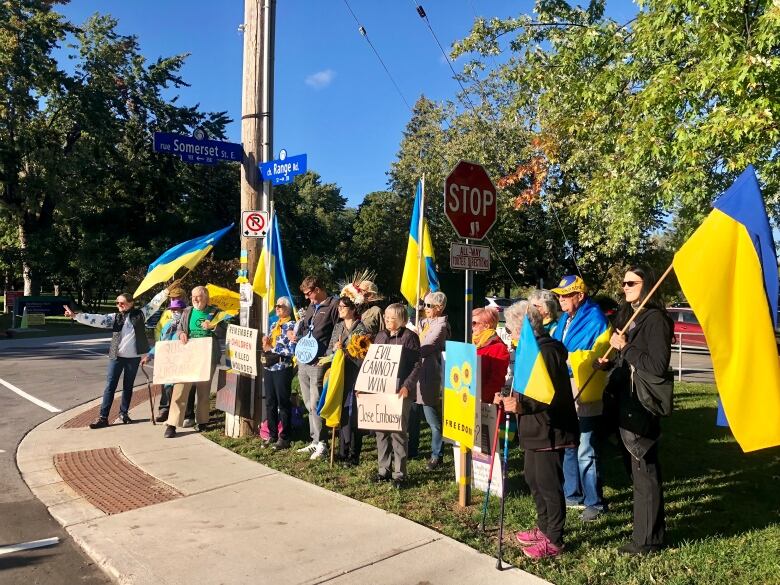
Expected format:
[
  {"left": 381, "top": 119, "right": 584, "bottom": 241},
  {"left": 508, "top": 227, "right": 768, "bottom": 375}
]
[
  {"left": 408, "top": 404, "right": 444, "bottom": 459},
  {"left": 563, "top": 415, "right": 604, "bottom": 509},
  {"left": 99, "top": 357, "right": 141, "bottom": 419}
]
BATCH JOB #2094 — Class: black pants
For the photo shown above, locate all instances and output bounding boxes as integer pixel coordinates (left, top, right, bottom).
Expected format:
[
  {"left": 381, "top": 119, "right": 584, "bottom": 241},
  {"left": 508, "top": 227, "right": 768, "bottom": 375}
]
[
  {"left": 524, "top": 448, "right": 566, "bottom": 547},
  {"left": 623, "top": 442, "right": 665, "bottom": 547},
  {"left": 264, "top": 367, "right": 294, "bottom": 441},
  {"left": 339, "top": 391, "right": 363, "bottom": 463},
  {"left": 159, "top": 384, "right": 195, "bottom": 418}
]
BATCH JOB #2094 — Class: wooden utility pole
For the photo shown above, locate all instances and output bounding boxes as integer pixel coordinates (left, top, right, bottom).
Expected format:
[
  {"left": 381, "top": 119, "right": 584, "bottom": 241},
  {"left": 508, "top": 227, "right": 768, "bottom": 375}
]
[{"left": 234, "top": 0, "right": 275, "bottom": 436}]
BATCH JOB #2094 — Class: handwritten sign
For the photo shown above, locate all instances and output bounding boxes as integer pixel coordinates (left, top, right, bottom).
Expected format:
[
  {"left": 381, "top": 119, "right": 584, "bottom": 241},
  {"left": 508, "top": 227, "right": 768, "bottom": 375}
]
[
  {"left": 442, "top": 341, "right": 479, "bottom": 449},
  {"left": 294, "top": 333, "right": 319, "bottom": 364},
  {"left": 453, "top": 445, "right": 503, "bottom": 495},
  {"left": 356, "top": 392, "right": 411, "bottom": 432},
  {"left": 153, "top": 337, "right": 213, "bottom": 384},
  {"left": 354, "top": 344, "right": 402, "bottom": 394},
  {"left": 226, "top": 324, "right": 258, "bottom": 376}
]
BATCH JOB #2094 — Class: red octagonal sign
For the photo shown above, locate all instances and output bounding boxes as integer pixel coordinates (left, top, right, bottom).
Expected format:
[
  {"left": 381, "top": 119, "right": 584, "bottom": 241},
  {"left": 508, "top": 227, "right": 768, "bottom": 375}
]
[{"left": 443, "top": 160, "right": 497, "bottom": 241}]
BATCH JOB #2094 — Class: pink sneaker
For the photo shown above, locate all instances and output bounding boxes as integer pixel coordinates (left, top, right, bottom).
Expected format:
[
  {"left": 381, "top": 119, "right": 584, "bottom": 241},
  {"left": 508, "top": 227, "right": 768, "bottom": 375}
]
[
  {"left": 522, "top": 539, "right": 563, "bottom": 559},
  {"left": 515, "top": 527, "right": 546, "bottom": 546}
]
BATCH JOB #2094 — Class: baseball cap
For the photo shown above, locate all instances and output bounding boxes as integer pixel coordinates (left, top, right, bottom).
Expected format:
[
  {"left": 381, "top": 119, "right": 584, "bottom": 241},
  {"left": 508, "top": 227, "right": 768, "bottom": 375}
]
[{"left": 550, "top": 275, "right": 587, "bottom": 295}]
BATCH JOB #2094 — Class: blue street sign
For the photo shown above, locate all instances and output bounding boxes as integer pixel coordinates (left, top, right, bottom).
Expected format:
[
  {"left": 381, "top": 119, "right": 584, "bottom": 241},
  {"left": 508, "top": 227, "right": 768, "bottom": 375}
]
[
  {"left": 259, "top": 153, "right": 307, "bottom": 185},
  {"left": 153, "top": 132, "right": 244, "bottom": 165}
]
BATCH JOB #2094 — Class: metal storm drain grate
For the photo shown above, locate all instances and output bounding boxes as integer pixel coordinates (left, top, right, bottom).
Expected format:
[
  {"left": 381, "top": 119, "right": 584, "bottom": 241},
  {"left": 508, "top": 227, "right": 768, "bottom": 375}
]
[
  {"left": 54, "top": 447, "right": 181, "bottom": 514},
  {"left": 61, "top": 385, "right": 161, "bottom": 429}
]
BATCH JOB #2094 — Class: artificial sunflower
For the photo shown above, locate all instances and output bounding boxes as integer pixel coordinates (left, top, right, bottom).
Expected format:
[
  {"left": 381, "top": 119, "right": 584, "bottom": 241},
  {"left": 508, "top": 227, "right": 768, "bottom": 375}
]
[{"left": 346, "top": 334, "right": 372, "bottom": 359}]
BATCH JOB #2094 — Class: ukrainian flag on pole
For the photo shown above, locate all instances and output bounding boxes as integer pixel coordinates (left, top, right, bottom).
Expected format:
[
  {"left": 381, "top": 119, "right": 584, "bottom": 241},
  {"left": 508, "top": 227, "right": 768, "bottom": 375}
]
[
  {"left": 133, "top": 224, "right": 233, "bottom": 298},
  {"left": 400, "top": 180, "right": 439, "bottom": 306},
  {"left": 512, "top": 315, "right": 555, "bottom": 404},
  {"left": 673, "top": 165, "right": 780, "bottom": 452},
  {"left": 253, "top": 213, "right": 295, "bottom": 324}
]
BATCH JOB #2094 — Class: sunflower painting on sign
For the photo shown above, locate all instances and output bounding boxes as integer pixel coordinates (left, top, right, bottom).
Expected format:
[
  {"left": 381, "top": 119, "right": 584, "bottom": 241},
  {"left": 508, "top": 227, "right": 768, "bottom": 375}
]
[{"left": 442, "top": 341, "right": 479, "bottom": 450}]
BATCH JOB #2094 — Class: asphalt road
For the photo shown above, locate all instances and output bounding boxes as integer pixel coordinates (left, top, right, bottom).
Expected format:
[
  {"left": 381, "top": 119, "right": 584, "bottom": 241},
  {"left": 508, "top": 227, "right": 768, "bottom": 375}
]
[{"left": 0, "top": 333, "right": 113, "bottom": 585}]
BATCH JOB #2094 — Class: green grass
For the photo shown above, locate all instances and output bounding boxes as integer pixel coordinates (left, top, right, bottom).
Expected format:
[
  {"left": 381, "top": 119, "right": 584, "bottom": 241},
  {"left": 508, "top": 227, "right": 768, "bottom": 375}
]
[
  {"left": 204, "top": 382, "right": 780, "bottom": 585},
  {"left": 0, "top": 312, "right": 100, "bottom": 338}
]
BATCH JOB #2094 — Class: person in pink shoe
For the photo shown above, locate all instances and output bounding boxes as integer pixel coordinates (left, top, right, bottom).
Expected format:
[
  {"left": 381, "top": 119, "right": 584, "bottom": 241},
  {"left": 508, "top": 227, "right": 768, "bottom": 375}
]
[{"left": 495, "top": 301, "right": 578, "bottom": 559}]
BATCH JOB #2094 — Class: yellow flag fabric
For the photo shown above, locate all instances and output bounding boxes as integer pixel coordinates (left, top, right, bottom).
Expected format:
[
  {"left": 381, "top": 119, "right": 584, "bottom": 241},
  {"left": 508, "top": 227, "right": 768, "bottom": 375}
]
[
  {"left": 674, "top": 208, "right": 780, "bottom": 452},
  {"left": 205, "top": 284, "right": 240, "bottom": 315},
  {"left": 400, "top": 181, "right": 439, "bottom": 306},
  {"left": 569, "top": 326, "right": 612, "bottom": 403},
  {"left": 317, "top": 349, "right": 346, "bottom": 428}
]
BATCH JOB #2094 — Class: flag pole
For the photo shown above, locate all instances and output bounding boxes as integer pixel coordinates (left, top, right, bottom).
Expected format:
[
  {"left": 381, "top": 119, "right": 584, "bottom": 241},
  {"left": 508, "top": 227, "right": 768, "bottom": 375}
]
[
  {"left": 414, "top": 175, "right": 425, "bottom": 328},
  {"left": 264, "top": 205, "right": 274, "bottom": 334},
  {"left": 574, "top": 262, "right": 675, "bottom": 402}
]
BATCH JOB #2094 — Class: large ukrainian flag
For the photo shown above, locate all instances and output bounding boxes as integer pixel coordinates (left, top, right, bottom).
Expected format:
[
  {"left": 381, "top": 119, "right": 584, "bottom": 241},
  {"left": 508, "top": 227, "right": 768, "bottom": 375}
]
[
  {"left": 400, "top": 180, "right": 439, "bottom": 306},
  {"left": 553, "top": 298, "right": 612, "bottom": 402},
  {"left": 673, "top": 165, "right": 780, "bottom": 452},
  {"left": 512, "top": 315, "right": 555, "bottom": 404},
  {"left": 253, "top": 213, "right": 295, "bottom": 324},
  {"left": 133, "top": 224, "right": 233, "bottom": 298}
]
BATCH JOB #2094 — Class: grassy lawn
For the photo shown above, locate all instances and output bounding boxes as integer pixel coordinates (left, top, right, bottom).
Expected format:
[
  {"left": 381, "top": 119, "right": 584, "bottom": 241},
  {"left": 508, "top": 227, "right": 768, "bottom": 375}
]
[
  {"left": 0, "top": 312, "right": 101, "bottom": 338},
  {"left": 205, "top": 382, "right": 780, "bottom": 585}
]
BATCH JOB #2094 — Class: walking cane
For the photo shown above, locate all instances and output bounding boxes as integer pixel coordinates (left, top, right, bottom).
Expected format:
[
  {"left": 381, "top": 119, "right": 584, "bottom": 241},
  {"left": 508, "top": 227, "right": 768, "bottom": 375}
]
[
  {"left": 141, "top": 364, "right": 156, "bottom": 426},
  {"left": 479, "top": 402, "right": 504, "bottom": 532},
  {"left": 496, "top": 406, "right": 511, "bottom": 570}
]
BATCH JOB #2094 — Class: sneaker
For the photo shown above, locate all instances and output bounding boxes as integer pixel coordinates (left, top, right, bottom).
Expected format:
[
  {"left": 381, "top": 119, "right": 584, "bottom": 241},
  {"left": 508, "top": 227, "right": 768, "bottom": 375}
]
[
  {"left": 163, "top": 425, "right": 176, "bottom": 439},
  {"left": 392, "top": 478, "right": 405, "bottom": 489},
  {"left": 309, "top": 442, "right": 327, "bottom": 460},
  {"left": 182, "top": 418, "right": 195, "bottom": 428},
  {"left": 89, "top": 417, "right": 109, "bottom": 429},
  {"left": 272, "top": 439, "right": 291, "bottom": 450},
  {"left": 296, "top": 442, "right": 317, "bottom": 454},
  {"left": 260, "top": 437, "right": 275, "bottom": 448},
  {"left": 522, "top": 539, "right": 563, "bottom": 559},
  {"left": 618, "top": 542, "right": 661, "bottom": 556},
  {"left": 565, "top": 499, "right": 586, "bottom": 510},
  {"left": 120, "top": 414, "right": 133, "bottom": 424},
  {"left": 373, "top": 473, "right": 391, "bottom": 483},
  {"left": 580, "top": 507, "right": 603, "bottom": 522},
  {"left": 155, "top": 411, "right": 169, "bottom": 423},
  {"left": 426, "top": 457, "right": 441, "bottom": 471},
  {"left": 515, "top": 527, "right": 546, "bottom": 546},
  {"left": 194, "top": 423, "right": 207, "bottom": 433}
]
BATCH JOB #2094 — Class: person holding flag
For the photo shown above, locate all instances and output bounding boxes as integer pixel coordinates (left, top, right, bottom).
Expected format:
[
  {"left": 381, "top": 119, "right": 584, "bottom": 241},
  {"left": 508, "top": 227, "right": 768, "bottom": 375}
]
[
  {"left": 495, "top": 301, "right": 578, "bottom": 559},
  {"left": 595, "top": 266, "right": 673, "bottom": 556},
  {"left": 551, "top": 275, "right": 612, "bottom": 521},
  {"left": 253, "top": 213, "right": 297, "bottom": 326}
]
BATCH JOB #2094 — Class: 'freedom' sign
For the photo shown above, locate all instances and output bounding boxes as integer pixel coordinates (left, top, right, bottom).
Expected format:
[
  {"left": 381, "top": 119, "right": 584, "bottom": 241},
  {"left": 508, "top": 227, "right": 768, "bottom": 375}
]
[{"left": 354, "top": 344, "right": 402, "bottom": 394}]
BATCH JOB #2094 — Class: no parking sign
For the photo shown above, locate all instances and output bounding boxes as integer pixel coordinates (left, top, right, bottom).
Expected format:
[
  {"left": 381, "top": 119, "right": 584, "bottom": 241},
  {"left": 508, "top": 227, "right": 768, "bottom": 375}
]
[{"left": 241, "top": 210, "right": 268, "bottom": 238}]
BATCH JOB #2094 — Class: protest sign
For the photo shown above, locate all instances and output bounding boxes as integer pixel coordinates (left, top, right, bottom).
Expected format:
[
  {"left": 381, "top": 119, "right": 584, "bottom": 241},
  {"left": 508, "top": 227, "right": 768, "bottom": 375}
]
[
  {"left": 356, "top": 392, "right": 411, "bottom": 432},
  {"left": 442, "top": 341, "right": 479, "bottom": 449},
  {"left": 226, "top": 324, "right": 258, "bottom": 376},
  {"left": 453, "top": 445, "right": 503, "bottom": 495},
  {"left": 294, "top": 333, "right": 319, "bottom": 364},
  {"left": 354, "top": 344, "right": 403, "bottom": 394},
  {"left": 153, "top": 337, "right": 213, "bottom": 384}
]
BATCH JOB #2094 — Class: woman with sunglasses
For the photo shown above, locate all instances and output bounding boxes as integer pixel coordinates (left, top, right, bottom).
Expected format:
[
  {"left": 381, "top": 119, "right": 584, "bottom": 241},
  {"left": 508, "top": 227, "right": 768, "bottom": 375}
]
[
  {"left": 597, "top": 266, "right": 673, "bottom": 555},
  {"left": 472, "top": 307, "right": 510, "bottom": 403}
]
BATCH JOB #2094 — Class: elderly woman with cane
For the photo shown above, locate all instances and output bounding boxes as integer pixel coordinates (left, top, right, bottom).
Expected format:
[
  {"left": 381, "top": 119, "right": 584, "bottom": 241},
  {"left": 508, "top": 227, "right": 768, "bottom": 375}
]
[
  {"left": 597, "top": 266, "right": 673, "bottom": 555},
  {"left": 494, "top": 301, "right": 578, "bottom": 560}
]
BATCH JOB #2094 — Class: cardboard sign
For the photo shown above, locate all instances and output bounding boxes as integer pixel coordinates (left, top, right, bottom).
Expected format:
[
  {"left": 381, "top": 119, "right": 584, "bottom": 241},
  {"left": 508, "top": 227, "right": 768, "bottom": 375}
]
[
  {"left": 356, "top": 392, "right": 411, "bottom": 432},
  {"left": 453, "top": 445, "right": 504, "bottom": 495},
  {"left": 153, "top": 337, "right": 214, "bottom": 384},
  {"left": 354, "top": 344, "right": 403, "bottom": 394},
  {"left": 216, "top": 370, "right": 238, "bottom": 415},
  {"left": 226, "top": 324, "right": 258, "bottom": 376},
  {"left": 442, "top": 341, "right": 480, "bottom": 449},
  {"left": 294, "top": 333, "right": 319, "bottom": 364}
]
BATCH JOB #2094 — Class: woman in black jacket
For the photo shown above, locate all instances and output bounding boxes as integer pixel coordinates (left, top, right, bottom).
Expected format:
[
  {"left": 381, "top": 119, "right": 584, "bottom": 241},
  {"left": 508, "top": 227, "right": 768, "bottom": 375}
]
[
  {"left": 496, "top": 302, "right": 578, "bottom": 560},
  {"left": 600, "top": 266, "right": 673, "bottom": 555}
]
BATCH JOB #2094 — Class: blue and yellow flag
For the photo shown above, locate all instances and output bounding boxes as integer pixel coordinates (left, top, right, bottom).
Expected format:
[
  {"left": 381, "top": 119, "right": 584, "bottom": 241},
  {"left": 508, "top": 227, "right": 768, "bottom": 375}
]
[
  {"left": 400, "top": 180, "right": 439, "bottom": 306},
  {"left": 673, "top": 165, "right": 780, "bottom": 452},
  {"left": 252, "top": 213, "right": 295, "bottom": 324},
  {"left": 317, "top": 349, "right": 346, "bottom": 428},
  {"left": 512, "top": 315, "right": 555, "bottom": 404},
  {"left": 133, "top": 224, "right": 234, "bottom": 298},
  {"left": 552, "top": 297, "right": 612, "bottom": 402}
]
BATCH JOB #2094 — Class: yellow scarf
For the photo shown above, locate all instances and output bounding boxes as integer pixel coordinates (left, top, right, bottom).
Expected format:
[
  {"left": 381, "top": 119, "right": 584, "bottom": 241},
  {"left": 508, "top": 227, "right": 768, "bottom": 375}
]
[
  {"left": 472, "top": 328, "right": 496, "bottom": 349},
  {"left": 270, "top": 316, "right": 291, "bottom": 346}
]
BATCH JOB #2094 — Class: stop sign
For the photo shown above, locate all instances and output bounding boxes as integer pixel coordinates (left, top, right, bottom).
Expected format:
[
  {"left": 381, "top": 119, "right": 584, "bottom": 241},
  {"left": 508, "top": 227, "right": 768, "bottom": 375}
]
[{"left": 443, "top": 160, "right": 497, "bottom": 241}]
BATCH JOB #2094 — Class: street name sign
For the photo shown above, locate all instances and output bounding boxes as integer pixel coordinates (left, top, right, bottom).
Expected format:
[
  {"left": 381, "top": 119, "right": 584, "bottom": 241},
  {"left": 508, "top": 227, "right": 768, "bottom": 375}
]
[
  {"left": 153, "top": 132, "right": 243, "bottom": 165},
  {"left": 450, "top": 243, "right": 490, "bottom": 271},
  {"left": 443, "top": 160, "right": 498, "bottom": 241},
  {"left": 259, "top": 150, "right": 307, "bottom": 185}
]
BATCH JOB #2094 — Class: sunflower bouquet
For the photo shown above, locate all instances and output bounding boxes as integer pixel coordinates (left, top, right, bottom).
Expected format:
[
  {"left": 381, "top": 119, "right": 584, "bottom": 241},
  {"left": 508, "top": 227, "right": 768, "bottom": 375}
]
[{"left": 346, "top": 334, "right": 372, "bottom": 359}]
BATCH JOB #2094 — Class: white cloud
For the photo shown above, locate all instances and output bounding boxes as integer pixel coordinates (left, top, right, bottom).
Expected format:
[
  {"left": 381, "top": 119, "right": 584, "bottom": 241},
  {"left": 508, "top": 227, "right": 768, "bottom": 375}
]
[{"left": 305, "top": 69, "right": 336, "bottom": 89}]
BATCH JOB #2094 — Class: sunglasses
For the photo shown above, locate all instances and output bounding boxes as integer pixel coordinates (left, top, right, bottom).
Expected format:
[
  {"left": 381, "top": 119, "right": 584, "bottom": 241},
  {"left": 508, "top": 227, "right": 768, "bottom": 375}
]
[
  {"left": 424, "top": 303, "right": 437, "bottom": 308},
  {"left": 622, "top": 281, "right": 642, "bottom": 288},
  {"left": 274, "top": 304, "right": 285, "bottom": 309},
  {"left": 471, "top": 320, "right": 484, "bottom": 326}
]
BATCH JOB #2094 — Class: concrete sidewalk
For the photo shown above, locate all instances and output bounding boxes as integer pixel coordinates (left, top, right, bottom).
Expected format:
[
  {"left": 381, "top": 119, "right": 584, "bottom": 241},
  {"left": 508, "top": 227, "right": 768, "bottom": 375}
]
[{"left": 17, "top": 397, "right": 550, "bottom": 585}]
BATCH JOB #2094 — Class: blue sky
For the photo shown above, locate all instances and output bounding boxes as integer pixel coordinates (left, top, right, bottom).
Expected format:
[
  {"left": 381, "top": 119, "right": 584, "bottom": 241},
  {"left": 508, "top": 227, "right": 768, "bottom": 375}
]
[{"left": 58, "top": 1, "right": 637, "bottom": 207}]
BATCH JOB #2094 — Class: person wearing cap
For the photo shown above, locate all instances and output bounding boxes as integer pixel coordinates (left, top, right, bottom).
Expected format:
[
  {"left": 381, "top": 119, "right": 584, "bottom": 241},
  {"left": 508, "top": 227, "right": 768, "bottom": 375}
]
[
  {"left": 141, "top": 297, "right": 195, "bottom": 423},
  {"left": 550, "top": 274, "right": 612, "bottom": 522}
]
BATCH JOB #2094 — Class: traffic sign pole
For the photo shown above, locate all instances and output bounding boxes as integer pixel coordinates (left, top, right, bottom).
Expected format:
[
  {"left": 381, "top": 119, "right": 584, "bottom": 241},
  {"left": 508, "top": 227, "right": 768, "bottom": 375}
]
[{"left": 461, "top": 239, "right": 473, "bottom": 508}]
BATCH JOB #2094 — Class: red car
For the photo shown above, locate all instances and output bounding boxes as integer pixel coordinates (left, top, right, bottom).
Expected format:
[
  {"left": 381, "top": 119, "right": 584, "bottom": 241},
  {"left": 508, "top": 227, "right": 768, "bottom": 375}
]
[{"left": 667, "top": 308, "right": 708, "bottom": 350}]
